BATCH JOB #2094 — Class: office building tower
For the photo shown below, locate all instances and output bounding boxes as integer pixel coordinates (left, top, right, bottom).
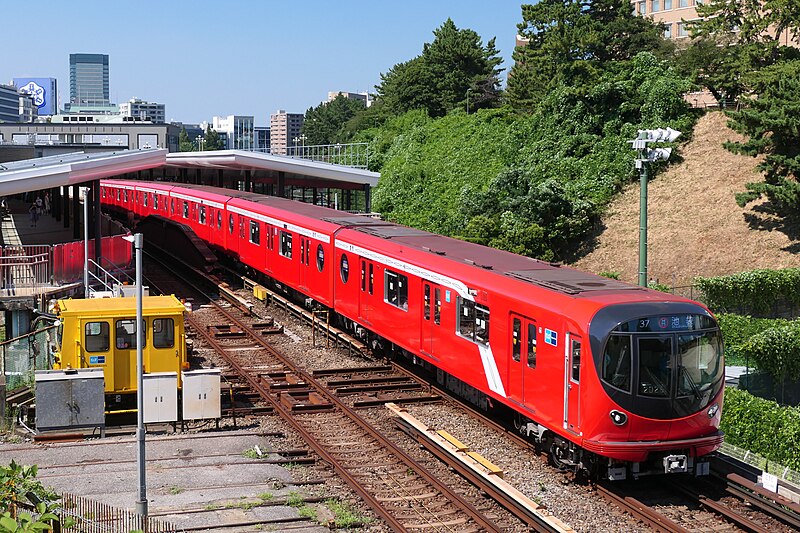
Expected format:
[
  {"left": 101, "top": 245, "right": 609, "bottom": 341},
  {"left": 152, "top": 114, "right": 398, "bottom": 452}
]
[{"left": 70, "top": 53, "right": 110, "bottom": 106}]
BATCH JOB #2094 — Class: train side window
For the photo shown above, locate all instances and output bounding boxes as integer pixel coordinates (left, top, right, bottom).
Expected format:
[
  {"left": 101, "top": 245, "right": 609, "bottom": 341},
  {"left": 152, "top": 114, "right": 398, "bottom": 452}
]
[
  {"left": 153, "top": 194, "right": 158, "bottom": 210},
  {"left": 602, "top": 336, "right": 631, "bottom": 391},
  {"left": 434, "top": 288, "right": 441, "bottom": 325},
  {"left": 217, "top": 211, "right": 222, "bottom": 229},
  {"left": 228, "top": 213, "right": 234, "bottom": 234},
  {"left": 571, "top": 338, "right": 581, "bottom": 382},
  {"left": 182, "top": 201, "right": 189, "bottom": 219},
  {"left": 143, "top": 192, "right": 148, "bottom": 207},
  {"left": 170, "top": 198, "right": 174, "bottom": 214},
  {"left": 457, "top": 298, "right": 490, "bottom": 345},
  {"left": 124, "top": 190, "right": 128, "bottom": 202},
  {"left": 84, "top": 322, "right": 109, "bottom": 352},
  {"left": 340, "top": 254, "right": 349, "bottom": 283},
  {"left": 527, "top": 323, "right": 537, "bottom": 368},
  {"left": 512, "top": 318, "right": 521, "bottom": 362},
  {"left": 384, "top": 270, "right": 408, "bottom": 310},
  {"left": 424, "top": 285, "right": 431, "bottom": 320},
  {"left": 280, "top": 231, "right": 292, "bottom": 258},
  {"left": 369, "top": 264, "right": 374, "bottom": 294},
  {"left": 116, "top": 190, "right": 120, "bottom": 200},
  {"left": 360, "top": 261, "right": 366, "bottom": 291},
  {"left": 316, "top": 244, "right": 324, "bottom": 272},
  {"left": 153, "top": 318, "right": 175, "bottom": 349},
  {"left": 199, "top": 205, "right": 206, "bottom": 224},
  {"left": 115, "top": 319, "right": 146, "bottom": 349},
  {"left": 249, "top": 220, "right": 260, "bottom": 245}
]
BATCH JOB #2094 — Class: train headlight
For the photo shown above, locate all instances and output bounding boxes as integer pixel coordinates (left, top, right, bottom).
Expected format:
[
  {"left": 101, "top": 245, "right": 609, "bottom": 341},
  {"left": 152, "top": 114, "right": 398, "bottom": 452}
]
[
  {"left": 609, "top": 410, "right": 627, "bottom": 426},
  {"left": 707, "top": 404, "right": 719, "bottom": 418}
]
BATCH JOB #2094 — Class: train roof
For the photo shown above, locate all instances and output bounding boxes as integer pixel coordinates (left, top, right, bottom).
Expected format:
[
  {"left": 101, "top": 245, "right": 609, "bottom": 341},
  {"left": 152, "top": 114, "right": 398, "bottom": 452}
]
[
  {"left": 102, "top": 180, "right": 690, "bottom": 303},
  {"left": 58, "top": 295, "right": 184, "bottom": 316}
]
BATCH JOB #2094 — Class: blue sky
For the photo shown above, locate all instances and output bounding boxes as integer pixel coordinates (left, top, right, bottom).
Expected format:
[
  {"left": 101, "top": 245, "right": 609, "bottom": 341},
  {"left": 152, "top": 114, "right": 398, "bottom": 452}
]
[{"left": 4, "top": 1, "right": 524, "bottom": 125}]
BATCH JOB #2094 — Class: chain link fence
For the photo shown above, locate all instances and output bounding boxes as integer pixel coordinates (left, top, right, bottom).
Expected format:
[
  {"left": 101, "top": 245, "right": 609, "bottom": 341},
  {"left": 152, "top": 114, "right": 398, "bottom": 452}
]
[{"left": 1, "top": 326, "right": 58, "bottom": 392}]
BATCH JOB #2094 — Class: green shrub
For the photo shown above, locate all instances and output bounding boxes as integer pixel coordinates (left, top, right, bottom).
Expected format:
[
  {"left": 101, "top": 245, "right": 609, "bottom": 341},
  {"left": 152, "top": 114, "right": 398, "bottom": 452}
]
[
  {"left": 739, "top": 322, "right": 800, "bottom": 384},
  {"left": 721, "top": 388, "right": 800, "bottom": 470},
  {"left": 695, "top": 268, "right": 800, "bottom": 314},
  {"left": 717, "top": 314, "right": 796, "bottom": 366}
]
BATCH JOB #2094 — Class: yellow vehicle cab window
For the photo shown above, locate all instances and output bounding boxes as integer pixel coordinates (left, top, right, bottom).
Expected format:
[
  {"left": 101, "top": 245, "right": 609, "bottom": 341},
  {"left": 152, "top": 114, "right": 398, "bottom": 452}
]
[
  {"left": 84, "top": 322, "right": 109, "bottom": 352},
  {"left": 153, "top": 318, "right": 175, "bottom": 348}
]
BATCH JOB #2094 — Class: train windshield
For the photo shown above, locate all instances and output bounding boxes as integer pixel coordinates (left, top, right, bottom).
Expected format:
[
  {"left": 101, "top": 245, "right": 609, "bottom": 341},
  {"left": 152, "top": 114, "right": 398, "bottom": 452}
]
[{"left": 600, "top": 313, "right": 723, "bottom": 417}]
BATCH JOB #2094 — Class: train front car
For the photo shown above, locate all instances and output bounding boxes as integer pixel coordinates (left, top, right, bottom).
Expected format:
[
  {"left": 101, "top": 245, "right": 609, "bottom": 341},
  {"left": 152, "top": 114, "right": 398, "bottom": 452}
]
[{"left": 579, "top": 301, "right": 724, "bottom": 480}]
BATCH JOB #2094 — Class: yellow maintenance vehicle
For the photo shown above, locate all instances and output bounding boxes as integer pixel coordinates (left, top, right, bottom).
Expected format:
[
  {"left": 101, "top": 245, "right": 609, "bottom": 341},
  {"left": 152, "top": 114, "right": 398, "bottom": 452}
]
[{"left": 53, "top": 295, "right": 188, "bottom": 407}]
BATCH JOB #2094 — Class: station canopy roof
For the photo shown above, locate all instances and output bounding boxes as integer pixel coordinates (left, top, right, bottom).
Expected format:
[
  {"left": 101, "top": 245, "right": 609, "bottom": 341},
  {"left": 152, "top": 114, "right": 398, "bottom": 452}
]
[
  {"left": 167, "top": 150, "right": 379, "bottom": 187},
  {"left": 0, "top": 149, "right": 167, "bottom": 197}
]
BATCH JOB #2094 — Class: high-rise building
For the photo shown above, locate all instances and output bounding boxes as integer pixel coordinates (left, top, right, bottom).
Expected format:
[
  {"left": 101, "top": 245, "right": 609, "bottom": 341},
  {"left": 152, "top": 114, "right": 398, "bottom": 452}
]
[
  {"left": 0, "top": 84, "right": 20, "bottom": 122},
  {"left": 120, "top": 98, "right": 166, "bottom": 123},
  {"left": 327, "top": 91, "right": 371, "bottom": 107},
  {"left": 70, "top": 53, "right": 110, "bottom": 106},
  {"left": 212, "top": 115, "right": 254, "bottom": 150},
  {"left": 269, "top": 110, "right": 304, "bottom": 155},
  {"left": 254, "top": 126, "right": 270, "bottom": 152}
]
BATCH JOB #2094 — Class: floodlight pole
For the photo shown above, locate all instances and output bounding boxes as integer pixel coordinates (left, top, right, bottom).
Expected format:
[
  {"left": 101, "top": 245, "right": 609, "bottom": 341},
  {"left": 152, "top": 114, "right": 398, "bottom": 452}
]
[
  {"left": 637, "top": 158, "right": 649, "bottom": 288},
  {"left": 83, "top": 187, "right": 89, "bottom": 296},
  {"left": 133, "top": 232, "right": 147, "bottom": 517}
]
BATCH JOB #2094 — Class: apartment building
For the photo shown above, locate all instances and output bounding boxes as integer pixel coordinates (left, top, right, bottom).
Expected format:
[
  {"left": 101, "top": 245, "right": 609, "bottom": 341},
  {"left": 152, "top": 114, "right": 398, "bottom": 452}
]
[{"left": 269, "top": 110, "right": 304, "bottom": 155}]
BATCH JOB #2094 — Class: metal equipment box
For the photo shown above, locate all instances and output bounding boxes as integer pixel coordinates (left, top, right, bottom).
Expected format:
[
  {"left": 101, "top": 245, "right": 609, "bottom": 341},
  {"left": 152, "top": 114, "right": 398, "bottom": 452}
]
[
  {"left": 182, "top": 369, "right": 221, "bottom": 420},
  {"left": 35, "top": 368, "right": 105, "bottom": 431},
  {"left": 143, "top": 372, "right": 178, "bottom": 423}
]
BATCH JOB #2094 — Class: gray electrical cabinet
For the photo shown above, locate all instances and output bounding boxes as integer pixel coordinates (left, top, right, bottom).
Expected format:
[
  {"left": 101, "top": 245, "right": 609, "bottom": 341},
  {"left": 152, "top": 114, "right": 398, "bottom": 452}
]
[
  {"left": 35, "top": 369, "right": 105, "bottom": 432},
  {"left": 143, "top": 372, "right": 178, "bottom": 423},
  {"left": 182, "top": 369, "right": 221, "bottom": 420}
]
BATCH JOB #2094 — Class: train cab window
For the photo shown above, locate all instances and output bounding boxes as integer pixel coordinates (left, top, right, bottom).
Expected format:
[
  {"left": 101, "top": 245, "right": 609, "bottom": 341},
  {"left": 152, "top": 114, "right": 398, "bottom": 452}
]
[
  {"left": 200, "top": 205, "right": 206, "bottom": 224},
  {"left": 571, "top": 338, "right": 581, "bottom": 382},
  {"left": 152, "top": 318, "right": 175, "bottom": 349},
  {"left": 280, "top": 231, "right": 292, "bottom": 258},
  {"left": 316, "top": 244, "right": 324, "bottom": 272},
  {"left": 115, "top": 319, "right": 146, "bottom": 349},
  {"left": 84, "top": 322, "right": 109, "bottom": 352},
  {"left": 512, "top": 318, "right": 521, "bottom": 362},
  {"left": 340, "top": 254, "right": 349, "bottom": 283},
  {"left": 182, "top": 201, "right": 189, "bottom": 219},
  {"left": 638, "top": 337, "right": 672, "bottom": 397},
  {"left": 250, "top": 220, "right": 260, "bottom": 245},
  {"left": 457, "top": 298, "right": 490, "bottom": 345},
  {"left": 602, "top": 336, "right": 632, "bottom": 391},
  {"left": 217, "top": 211, "right": 222, "bottom": 229},
  {"left": 677, "top": 332, "right": 723, "bottom": 398},
  {"left": 385, "top": 270, "right": 408, "bottom": 310},
  {"left": 527, "top": 323, "right": 537, "bottom": 368},
  {"left": 229, "top": 214, "right": 234, "bottom": 234}
]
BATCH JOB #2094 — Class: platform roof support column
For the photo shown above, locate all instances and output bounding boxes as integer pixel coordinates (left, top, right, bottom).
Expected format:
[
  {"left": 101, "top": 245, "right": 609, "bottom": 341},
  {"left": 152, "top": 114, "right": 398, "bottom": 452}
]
[
  {"left": 62, "top": 186, "right": 70, "bottom": 228},
  {"left": 93, "top": 180, "right": 102, "bottom": 265},
  {"left": 195, "top": 168, "right": 201, "bottom": 185},
  {"left": 245, "top": 170, "right": 251, "bottom": 192},
  {"left": 52, "top": 187, "right": 62, "bottom": 222},
  {"left": 345, "top": 189, "right": 352, "bottom": 211},
  {"left": 277, "top": 171, "right": 285, "bottom": 198},
  {"left": 364, "top": 184, "right": 371, "bottom": 213},
  {"left": 312, "top": 187, "right": 318, "bottom": 206},
  {"left": 218, "top": 169, "right": 224, "bottom": 188},
  {"left": 72, "top": 185, "right": 80, "bottom": 239}
]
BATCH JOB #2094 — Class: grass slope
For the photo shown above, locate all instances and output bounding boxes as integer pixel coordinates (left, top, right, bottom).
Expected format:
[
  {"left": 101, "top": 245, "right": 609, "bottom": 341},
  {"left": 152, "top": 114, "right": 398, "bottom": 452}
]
[{"left": 571, "top": 111, "right": 799, "bottom": 288}]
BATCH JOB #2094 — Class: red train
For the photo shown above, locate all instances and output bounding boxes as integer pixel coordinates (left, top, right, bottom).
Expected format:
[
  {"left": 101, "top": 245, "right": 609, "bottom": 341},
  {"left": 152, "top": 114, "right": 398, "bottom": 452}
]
[{"left": 101, "top": 179, "right": 724, "bottom": 480}]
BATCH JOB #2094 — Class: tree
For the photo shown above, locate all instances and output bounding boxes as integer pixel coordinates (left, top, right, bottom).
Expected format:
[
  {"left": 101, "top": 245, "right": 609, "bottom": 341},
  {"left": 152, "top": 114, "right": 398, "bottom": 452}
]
[
  {"left": 507, "top": 0, "right": 666, "bottom": 111},
  {"left": 178, "top": 127, "right": 195, "bottom": 152},
  {"left": 301, "top": 94, "right": 366, "bottom": 145},
  {"left": 203, "top": 125, "right": 225, "bottom": 151},
  {"left": 376, "top": 18, "right": 503, "bottom": 118},
  {"left": 726, "top": 60, "right": 800, "bottom": 214}
]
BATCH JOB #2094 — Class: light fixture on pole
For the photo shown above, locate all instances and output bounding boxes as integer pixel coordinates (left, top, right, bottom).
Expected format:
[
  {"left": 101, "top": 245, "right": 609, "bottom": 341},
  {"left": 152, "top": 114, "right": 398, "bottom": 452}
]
[
  {"left": 628, "top": 127, "right": 681, "bottom": 288},
  {"left": 123, "top": 233, "right": 147, "bottom": 517},
  {"left": 83, "top": 187, "right": 89, "bottom": 296}
]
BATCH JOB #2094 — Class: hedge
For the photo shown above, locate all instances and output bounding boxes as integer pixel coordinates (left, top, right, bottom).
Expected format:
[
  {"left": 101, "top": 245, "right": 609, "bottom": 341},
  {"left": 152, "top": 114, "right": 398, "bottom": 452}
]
[
  {"left": 695, "top": 268, "right": 800, "bottom": 315},
  {"left": 717, "top": 314, "right": 796, "bottom": 367},
  {"left": 721, "top": 388, "right": 800, "bottom": 471}
]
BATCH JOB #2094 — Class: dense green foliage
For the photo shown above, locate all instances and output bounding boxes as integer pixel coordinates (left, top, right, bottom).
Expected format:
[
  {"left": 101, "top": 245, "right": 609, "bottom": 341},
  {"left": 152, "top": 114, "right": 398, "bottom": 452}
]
[
  {"left": 739, "top": 321, "right": 800, "bottom": 384},
  {"left": 202, "top": 125, "right": 225, "bottom": 151},
  {"left": 301, "top": 95, "right": 366, "bottom": 145},
  {"left": 372, "top": 53, "right": 694, "bottom": 260},
  {"left": 721, "top": 388, "right": 800, "bottom": 470},
  {"left": 695, "top": 268, "right": 800, "bottom": 314},
  {"left": 717, "top": 313, "right": 796, "bottom": 366},
  {"left": 178, "top": 127, "right": 194, "bottom": 152},
  {"left": 0, "top": 461, "right": 68, "bottom": 532},
  {"left": 507, "top": 0, "right": 667, "bottom": 111},
  {"left": 376, "top": 18, "right": 503, "bottom": 118}
]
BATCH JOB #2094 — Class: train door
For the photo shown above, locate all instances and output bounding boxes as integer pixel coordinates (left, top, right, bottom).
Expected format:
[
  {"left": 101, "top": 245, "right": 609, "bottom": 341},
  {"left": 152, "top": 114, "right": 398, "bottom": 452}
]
[
  {"left": 508, "top": 314, "right": 537, "bottom": 406},
  {"left": 263, "top": 225, "right": 274, "bottom": 273},
  {"left": 563, "top": 333, "right": 582, "bottom": 434},
  {"left": 299, "top": 237, "right": 312, "bottom": 290},
  {"left": 359, "top": 259, "right": 374, "bottom": 324},
  {"left": 82, "top": 319, "right": 112, "bottom": 391},
  {"left": 420, "top": 281, "right": 442, "bottom": 356},
  {"left": 114, "top": 318, "right": 144, "bottom": 393}
]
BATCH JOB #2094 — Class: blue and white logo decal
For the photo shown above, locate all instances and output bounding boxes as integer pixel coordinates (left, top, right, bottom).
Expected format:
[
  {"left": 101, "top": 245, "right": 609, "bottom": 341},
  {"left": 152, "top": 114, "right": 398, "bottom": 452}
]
[
  {"left": 89, "top": 356, "right": 106, "bottom": 364},
  {"left": 544, "top": 329, "right": 558, "bottom": 347},
  {"left": 19, "top": 81, "right": 45, "bottom": 108}
]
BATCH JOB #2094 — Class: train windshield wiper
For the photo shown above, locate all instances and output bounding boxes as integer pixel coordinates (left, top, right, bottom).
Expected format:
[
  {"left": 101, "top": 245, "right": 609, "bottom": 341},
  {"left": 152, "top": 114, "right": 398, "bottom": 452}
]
[{"left": 679, "top": 366, "right": 701, "bottom": 399}]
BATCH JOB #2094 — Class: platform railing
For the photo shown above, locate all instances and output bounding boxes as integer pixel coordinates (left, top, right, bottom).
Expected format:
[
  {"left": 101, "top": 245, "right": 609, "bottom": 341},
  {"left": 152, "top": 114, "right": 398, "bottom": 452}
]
[{"left": 0, "top": 245, "right": 53, "bottom": 297}]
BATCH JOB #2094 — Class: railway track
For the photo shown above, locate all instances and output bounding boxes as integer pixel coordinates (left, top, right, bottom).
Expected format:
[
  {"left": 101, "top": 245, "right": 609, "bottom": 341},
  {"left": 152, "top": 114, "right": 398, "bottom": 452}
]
[{"left": 144, "top": 253, "right": 572, "bottom": 532}]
